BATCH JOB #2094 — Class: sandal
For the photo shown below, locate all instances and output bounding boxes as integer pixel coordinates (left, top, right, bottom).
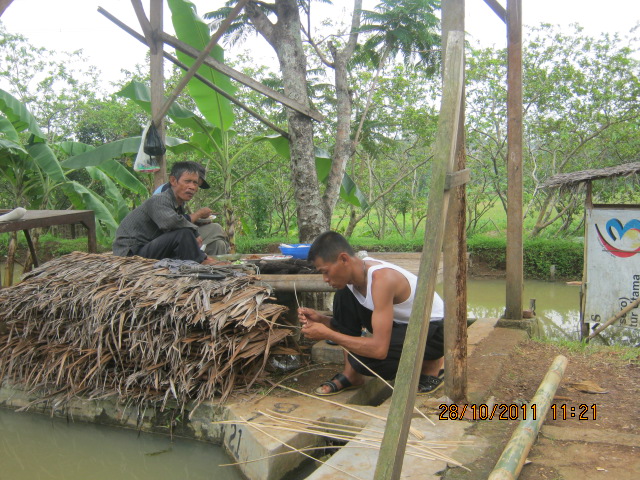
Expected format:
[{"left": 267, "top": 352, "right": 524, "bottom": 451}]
[
  {"left": 417, "top": 374, "right": 443, "bottom": 395},
  {"left": 314, "top": 373, "right": 360, "bottom": 396}
]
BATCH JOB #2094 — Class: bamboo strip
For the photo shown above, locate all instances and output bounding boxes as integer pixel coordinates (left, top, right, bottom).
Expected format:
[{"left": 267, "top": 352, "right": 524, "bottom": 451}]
[
  {"left": 340, "top": 345, "right": 436, "bottom": 426},
  {"left": 236, "top": 416, "right": 365, "bottom": 480},
  {"left": 278, "top": 385, "right": 425, "bottom": 440}
]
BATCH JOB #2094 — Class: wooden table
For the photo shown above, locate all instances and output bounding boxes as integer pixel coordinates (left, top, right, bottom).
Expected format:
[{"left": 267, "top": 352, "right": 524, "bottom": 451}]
[
  {"left": 0, "top": 210, "right": 97, "bottom": 267},
  {"left": 257, "top": 252, "right": 442, "bottom": 292}
]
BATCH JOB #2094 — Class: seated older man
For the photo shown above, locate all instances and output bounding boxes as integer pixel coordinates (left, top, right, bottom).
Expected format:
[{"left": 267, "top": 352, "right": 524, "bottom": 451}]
[{"left": 112, "top": 161, "right": 228, "bottom": 264}]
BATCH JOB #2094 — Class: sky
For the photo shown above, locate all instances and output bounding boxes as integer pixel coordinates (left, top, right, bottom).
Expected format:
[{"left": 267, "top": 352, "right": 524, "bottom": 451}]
[{"left": 1, "top": 0, "right": 639, "bottom": 91}]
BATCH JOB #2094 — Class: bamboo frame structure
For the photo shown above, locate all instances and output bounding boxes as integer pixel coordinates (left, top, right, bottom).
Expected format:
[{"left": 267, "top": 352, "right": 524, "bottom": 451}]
[
  {"left": 97, "top": 7, "right": 289, "bottom": 138},
  {"left": 375, "top": 30, "right": 465, "bottom": 479}
]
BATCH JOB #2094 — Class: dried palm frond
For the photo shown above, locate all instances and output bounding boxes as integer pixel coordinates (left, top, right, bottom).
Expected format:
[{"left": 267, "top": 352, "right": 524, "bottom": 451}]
[{"left": 0, "top": 252, "right": 291, "bottom": 413}]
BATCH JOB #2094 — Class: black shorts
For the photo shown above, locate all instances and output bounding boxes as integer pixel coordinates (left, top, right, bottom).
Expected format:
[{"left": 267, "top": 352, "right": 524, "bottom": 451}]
[{"left": 331, "top": 288, "right": 444, "bottom": 380}]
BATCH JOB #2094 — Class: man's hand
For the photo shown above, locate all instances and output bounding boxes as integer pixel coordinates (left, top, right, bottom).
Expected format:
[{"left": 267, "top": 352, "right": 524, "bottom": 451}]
[
  {"left": 190, "top": 207, "right": 213, "bottom": 223},
  {"left": 301, "top": 320, "right": 332, "bottom": 341},
  {"left": 298, "top": 307, "right": 332, "bottom": 326},
  {"left": 196, "top": 236, "right": 203, "bottom": 248}
]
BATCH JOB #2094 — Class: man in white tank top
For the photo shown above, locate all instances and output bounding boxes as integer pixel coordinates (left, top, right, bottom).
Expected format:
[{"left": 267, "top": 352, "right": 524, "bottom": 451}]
[{"left": 298, "top": 231, "right": 445, "bottom": 396}]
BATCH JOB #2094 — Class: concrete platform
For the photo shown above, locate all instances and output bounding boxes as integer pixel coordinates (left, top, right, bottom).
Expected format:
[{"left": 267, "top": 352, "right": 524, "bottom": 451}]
[{"left": 0, "top": 316, "right": 510, "bottom": 480}]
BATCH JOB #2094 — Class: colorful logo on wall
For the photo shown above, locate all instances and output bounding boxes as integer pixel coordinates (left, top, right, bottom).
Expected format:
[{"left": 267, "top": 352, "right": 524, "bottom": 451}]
[{"left": 595, "top": 218, "right": 640, "bottom": 258}]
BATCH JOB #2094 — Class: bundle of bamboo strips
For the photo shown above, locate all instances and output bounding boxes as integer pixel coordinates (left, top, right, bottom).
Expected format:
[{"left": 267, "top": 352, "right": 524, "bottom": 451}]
[
  {"left": 0, "top": 252, "right": 292, "bottom": 412},
  {"left": 216, "top": 408, "right": 469, "bottom": 477}
]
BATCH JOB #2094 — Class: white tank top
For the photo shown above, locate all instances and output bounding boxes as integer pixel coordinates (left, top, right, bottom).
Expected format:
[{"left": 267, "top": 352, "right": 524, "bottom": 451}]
[{"left": 347, "top": 257, "right": 444, "bottom": 324}]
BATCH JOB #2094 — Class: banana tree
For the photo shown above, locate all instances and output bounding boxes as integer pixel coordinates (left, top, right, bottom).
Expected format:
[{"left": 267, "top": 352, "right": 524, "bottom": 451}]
[{"left": 0, "top": 88, "right": 147, "bottom": 242}]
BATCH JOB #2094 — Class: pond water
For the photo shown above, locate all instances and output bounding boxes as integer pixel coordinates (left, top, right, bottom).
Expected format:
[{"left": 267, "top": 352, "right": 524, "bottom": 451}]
[
  {"left": 0, "top": 263, "right": 24, "bottom": 287},
  {"left": 0, "top": 408, "right": 242, "bottom": 480},
  {"left": 464, "top": 278, "right": 640, "bottom": 346}
]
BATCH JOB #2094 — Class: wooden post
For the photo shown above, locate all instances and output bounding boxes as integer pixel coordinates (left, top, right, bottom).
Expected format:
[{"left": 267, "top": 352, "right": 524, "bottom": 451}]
[
  {"left": 579, "top": 182, "right": 593, "bottom": 340},
  {"left": 3, "top": 232, "right": 17, "bottom": 287},
  {"left": 489, "top": 355, "right": 568, "bottom": 480},
  {"left": 504, "top": 0, "right": 523, "bottom": 320},
  {"left": 149, "top": 0, "right": 166, "bottom": 189},
  {"left": 0, "top": 0, "right": 14, "bottom": 18},
  {"left": 482, "top": 0, "right": 507, "bottom": 21},
  {"left": 374, "top": 31, "right": 464, "bottom": 480},
  {"left": 442, "top": 0, "right": 468, "bottom": 403}
]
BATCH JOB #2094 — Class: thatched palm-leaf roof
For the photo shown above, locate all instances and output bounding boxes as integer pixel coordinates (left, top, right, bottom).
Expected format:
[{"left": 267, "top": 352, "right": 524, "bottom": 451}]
[
  {"left": 542, "top": 162, "right": 640, "bottom": 189},
  {"left": 0, "top": 253, "right": 292, "bottom": 412}
]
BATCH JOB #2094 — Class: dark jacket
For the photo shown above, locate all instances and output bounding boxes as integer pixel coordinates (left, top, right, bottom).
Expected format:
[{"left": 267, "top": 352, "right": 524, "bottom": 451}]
[{"left": 112, "top": 188, "right": 198, "bottom": 256}]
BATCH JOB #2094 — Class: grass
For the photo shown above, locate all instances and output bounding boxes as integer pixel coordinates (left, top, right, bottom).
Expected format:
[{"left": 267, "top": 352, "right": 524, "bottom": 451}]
[
  {"left": 0, "top": 232, "right": 111, "bottom": 260},
  {"left": 532, "top": 337, "right": 640, "bottom": 365}
]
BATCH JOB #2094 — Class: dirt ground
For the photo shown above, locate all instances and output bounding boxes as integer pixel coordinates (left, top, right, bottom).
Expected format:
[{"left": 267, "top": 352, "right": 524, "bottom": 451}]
[{"left": 442, "top": 338, "right": 639, "bottom": 480}]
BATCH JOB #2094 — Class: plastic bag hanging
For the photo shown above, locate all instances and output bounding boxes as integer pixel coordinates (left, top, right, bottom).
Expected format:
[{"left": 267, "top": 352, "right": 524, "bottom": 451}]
[
  {"left": 143, "top": 122, "right": 166, "bottom": 156},
  {"left": 134, "top": 123, "right": 160, "bottom": 173}
]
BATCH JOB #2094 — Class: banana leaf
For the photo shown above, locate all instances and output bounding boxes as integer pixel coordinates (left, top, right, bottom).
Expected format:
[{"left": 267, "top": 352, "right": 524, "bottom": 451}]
[
  {"left": 168, "top": 0, "right": 235, "bottom": 131},
  {"left": 27, "top": 143, "right": 66, "bottom": 184},
  {"left": 96, "top": 160, "right": 148, "bottom": 198},
  {"left": 61, "top": 181, "right": 119, "bottom": 240},
  {"left": 116, "top": 81, "right": 211, "bottom": 133},
  {"left": 264, "top": 135, "right": 369, "bottom": 209},
  {"left": 56, "top": 141, "right": 147, "bottom": 197},
  {"left": 60, "top": 136, "right": 189, "bottom": 169},
  {"left": 315, "top": 150, "right": 369, "bottom": 209},
  {"left": 0, "top": 116, "right": 20, "bottom": 143},
  {"left": 0, "top": 89, "right": 46, "bottom": 141},
  {"left": 0, "top": 138, "right": 27, "bottom": 156},
  {"left": 86, "top": 167, "right": 130, "bottom": 222},
  {"left": 56, "top": 141, "right": 94, "bottom": 156}
]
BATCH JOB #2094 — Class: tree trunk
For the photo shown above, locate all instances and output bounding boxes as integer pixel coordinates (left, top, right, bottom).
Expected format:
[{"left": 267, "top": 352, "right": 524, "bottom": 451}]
[
  {"left": 246, "top": 0, "right": 327, "bottom": 242},
  {"left": 322, "top": 0, "right": 362, "bottom": 221},
  {"left": 3, "top": 232, "right": 17, "bottom": 287}
]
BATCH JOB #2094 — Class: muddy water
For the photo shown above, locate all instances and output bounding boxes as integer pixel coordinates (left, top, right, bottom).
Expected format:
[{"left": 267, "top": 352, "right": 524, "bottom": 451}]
[
  {"left": 465, "top": 279, "right": 640, "bottom": 345},
  {"left": 0, "top": 408, "right": 242, "bottom": 480}
]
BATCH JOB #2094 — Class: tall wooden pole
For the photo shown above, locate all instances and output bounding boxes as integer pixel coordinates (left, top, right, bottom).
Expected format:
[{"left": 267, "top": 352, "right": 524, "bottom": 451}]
[
  {"left": 374, "top": 31, "right": 464, "bottom": 480},
  {"left": 504, "top": 0, "right": 523, "bottom": 319},
  {"left": 442, "top": 0, "right": 467, "bottom": 402},
  {"left": 149, "top": 0, "right": 166, "bottom": 188}
]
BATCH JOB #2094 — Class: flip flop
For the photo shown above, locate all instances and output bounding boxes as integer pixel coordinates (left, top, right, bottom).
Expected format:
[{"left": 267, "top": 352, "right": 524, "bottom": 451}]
[{"left": 314, "top": 373, "right": 360, "bottom": 396}]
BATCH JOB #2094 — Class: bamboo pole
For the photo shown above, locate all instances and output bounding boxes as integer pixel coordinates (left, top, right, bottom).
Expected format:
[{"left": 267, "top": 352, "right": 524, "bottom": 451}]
[
  {"left": 482, "top": 0, "right": 507, "bottom": 22},
  {"left": 488, "top": 355, "right": 568, "bottom": 480},
  {"left": 130, "top": 0, "right": 154, "bottom": 50},
  {"left": 159, "top": 31, "right": 324, "bottom": 121},
  {"left": 587, "top": 296, "right": 640, "bottom": 341}
]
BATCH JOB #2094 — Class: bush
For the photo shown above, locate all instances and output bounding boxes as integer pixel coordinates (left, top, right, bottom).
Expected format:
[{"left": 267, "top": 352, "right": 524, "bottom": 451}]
[{"left": 468, "top": 235, "right": 583, "bottom": 279}]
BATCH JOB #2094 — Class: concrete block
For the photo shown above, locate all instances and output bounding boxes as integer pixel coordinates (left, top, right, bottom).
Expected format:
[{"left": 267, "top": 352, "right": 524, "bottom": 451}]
[
  {"left": 311, "top": 340, "right": 344, "bottom": 364},
  {"left": 224, "top": 396, "right": 332, "bottom": 480},
  {"left": 306, "top": 417, "right": 481, "bottom": 479}
]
